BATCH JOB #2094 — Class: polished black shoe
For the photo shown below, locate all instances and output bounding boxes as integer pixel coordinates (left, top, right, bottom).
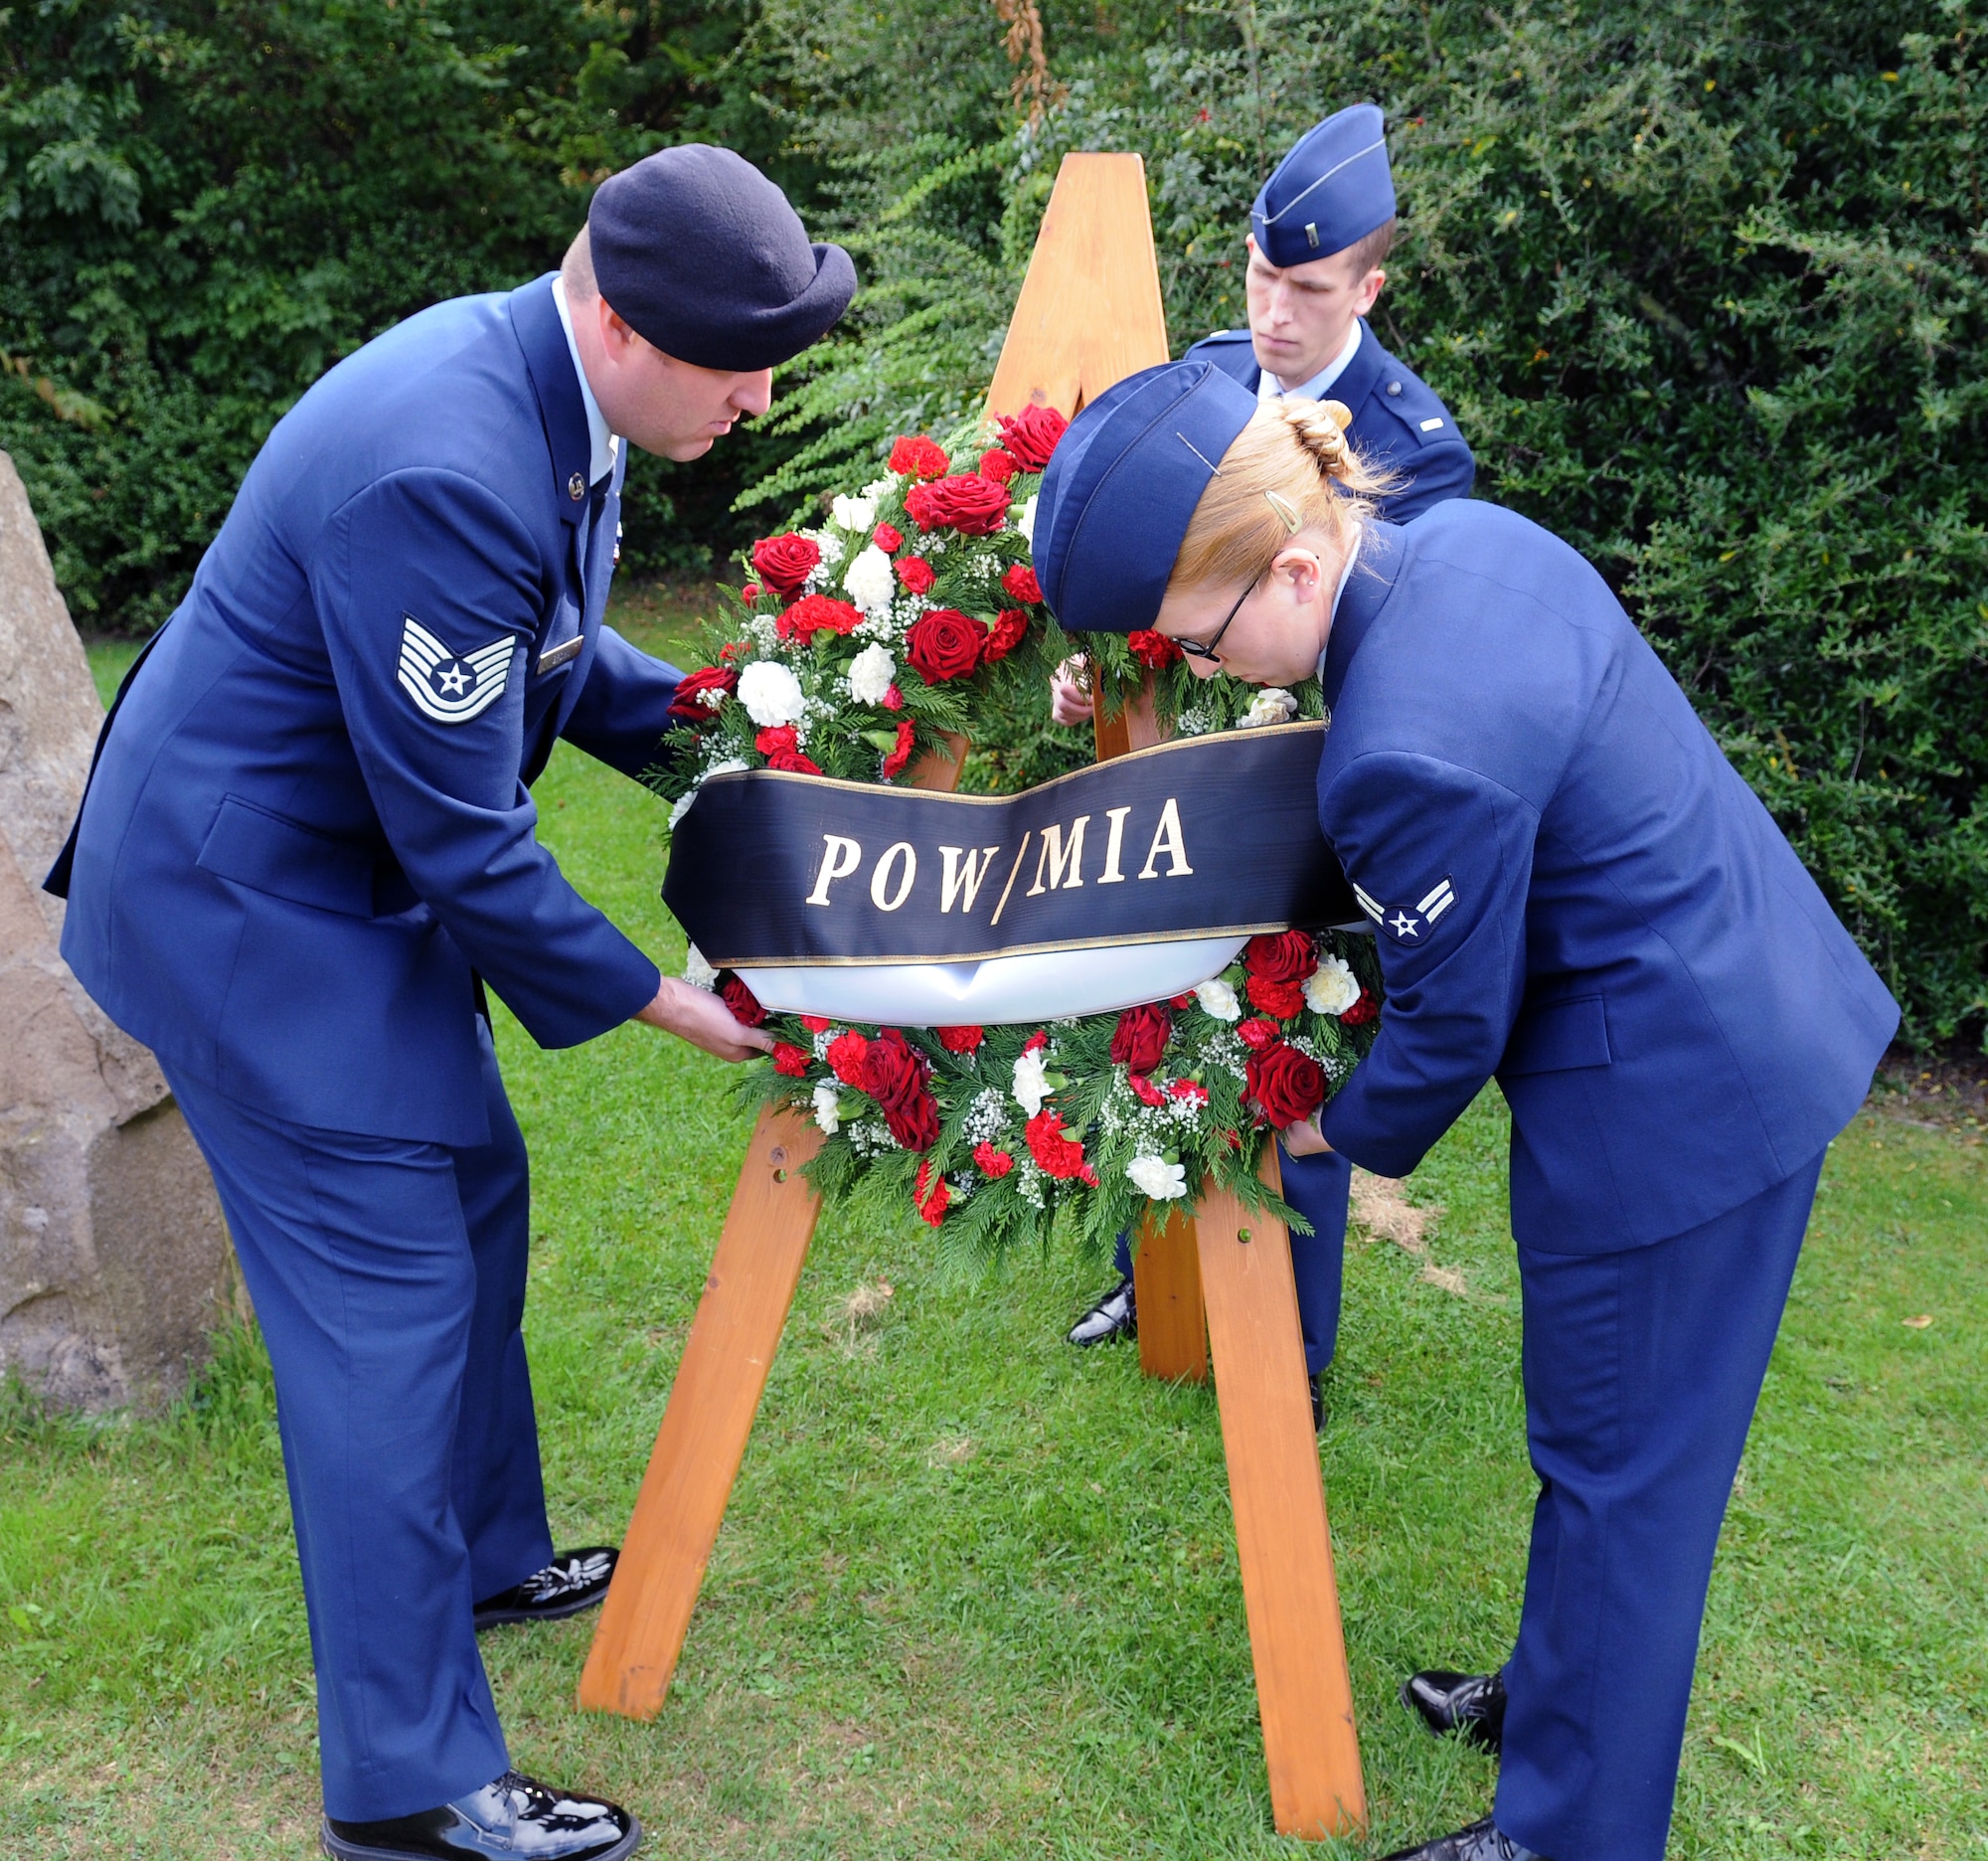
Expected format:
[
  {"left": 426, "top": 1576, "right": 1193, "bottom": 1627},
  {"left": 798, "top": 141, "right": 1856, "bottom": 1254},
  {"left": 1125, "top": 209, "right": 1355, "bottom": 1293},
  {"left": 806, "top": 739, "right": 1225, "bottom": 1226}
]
[
  {"left": 1067, "top": 1273, "right": 1136, "bottom": 1346},
  {"left": 1402, "top": 1666, "right": 1506, "bottom": 1753},
  {"left": 322, "top": 1771, "right": 640, "bottom": 1860},
  {"left": 473, "top": 1547, "right": 616, "bottom": 1631},
  {"left": 1309, "top": 1372, "right": 1328, "bottom": 1434},
  {"left": 1380, "top": 1815, "right": 1548, "bottom": 1861}
]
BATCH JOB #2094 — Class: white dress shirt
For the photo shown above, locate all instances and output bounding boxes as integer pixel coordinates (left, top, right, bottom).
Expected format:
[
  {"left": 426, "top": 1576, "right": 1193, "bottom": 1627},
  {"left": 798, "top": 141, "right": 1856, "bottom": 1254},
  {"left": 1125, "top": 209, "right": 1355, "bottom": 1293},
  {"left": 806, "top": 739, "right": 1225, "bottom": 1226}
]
[
  {"left": 552, "top": 278, "right": 620, "bottom": 487},
  {"left": 1257, "top": 318, "right": 1364, "bottom": 406}
]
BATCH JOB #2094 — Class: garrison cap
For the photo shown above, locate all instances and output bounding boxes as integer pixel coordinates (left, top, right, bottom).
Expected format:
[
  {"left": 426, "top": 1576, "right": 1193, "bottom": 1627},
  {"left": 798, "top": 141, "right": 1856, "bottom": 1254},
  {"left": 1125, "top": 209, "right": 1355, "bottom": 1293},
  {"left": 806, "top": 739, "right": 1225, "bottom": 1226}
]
[
  {"left": 1250, "top": 102, "right": 1396, "bottom": 269},
  {"left": 588, "top": 145, "right": 856, "bottom": 372},
  {"left": 1035, "top": 361, "right": 1259, "bottom": 636}
]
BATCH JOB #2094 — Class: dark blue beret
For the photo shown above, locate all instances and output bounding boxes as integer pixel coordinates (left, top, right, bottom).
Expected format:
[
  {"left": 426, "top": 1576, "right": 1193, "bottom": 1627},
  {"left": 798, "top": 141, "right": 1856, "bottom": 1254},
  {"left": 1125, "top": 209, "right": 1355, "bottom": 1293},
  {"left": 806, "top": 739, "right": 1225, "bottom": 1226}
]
[
  {"left": 1250, "top": 103, "right": 1396, "bottom": 269},
  {"left": 1035, "top": 361, "right": 1260, "bottom": 636},
  {"left": 588, "top": 145, "right": 856, "bottom": 371}
]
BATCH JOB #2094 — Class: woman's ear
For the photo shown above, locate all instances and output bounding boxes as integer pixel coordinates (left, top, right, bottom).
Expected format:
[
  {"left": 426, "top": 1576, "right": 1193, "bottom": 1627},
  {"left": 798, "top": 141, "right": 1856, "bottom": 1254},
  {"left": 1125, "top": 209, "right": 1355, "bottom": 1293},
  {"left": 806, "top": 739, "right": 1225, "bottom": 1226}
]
[{"left": 1271, "top": 545, "right": 1327, "bottom": 601}]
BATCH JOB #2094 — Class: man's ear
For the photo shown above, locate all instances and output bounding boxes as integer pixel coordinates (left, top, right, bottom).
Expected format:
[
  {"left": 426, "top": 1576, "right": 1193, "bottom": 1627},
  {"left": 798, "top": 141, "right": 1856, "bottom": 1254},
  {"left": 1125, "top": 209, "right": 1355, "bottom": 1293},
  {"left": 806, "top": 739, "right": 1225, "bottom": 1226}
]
[{"left": 1355, "top": 266, "right": 1387, "bottom": 315}]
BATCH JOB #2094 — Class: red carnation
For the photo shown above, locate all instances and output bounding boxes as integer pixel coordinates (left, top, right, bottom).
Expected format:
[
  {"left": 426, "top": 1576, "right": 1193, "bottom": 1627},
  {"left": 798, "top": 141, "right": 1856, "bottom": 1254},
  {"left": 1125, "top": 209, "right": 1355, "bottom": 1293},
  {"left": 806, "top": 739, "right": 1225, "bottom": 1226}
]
[
  {"left": 1128, "top": 1074, "right": 1167, "bottom": 1107},
  {"left": 996, "top": 404, "right": 1069, "bottom": 471},
  {"left": 904, "top": 473, "right": 1012, "bottom": 537},
  {"left": 1245, "top": 1040, "right": 1328, "bottom": 1129},
  {"left": 1023, "top": 1031, "right": 1049, "bottom": 1053},
  {"left": 896, "top": 555, "right": 936, "bottom": 595},
  {"left": 750, "top": 533, "right": 819, "bottom": 595},
  {"left": 906, "top": 609, "right": 987, "bottom": 684},
  {"left": 985, "top": 607, "right": 1029, "bottom": 663},
  {"left": 873, "top": 522, "right": 903, "bottom": 553},
  {"left": 720, "top": 973, "right": 766, "bottom": 1027},
  {"left": 754, "top": 724, "right": 798, "bottom": 756},
  {"left": 889, "top": 435, "right": 950, "bottom": 480},
  {"left": 863, "top": 1028, "right": 939, "bottom": 1151},
  {"left": 1244, "top": 930, "right": 1319, "bottom": 983},
  {"left": 777, "top": 592, "right": 862, "bottom": 643},
  {"left": 881, "top": 719, "right": 917, "bottom": 780},
  {"left": 1128, "top": 628, "right": 1183, "bottom": 669},
  {"left": 740, "top": 584, "right": 761, "bottom": 604},
  {"left": 973, "top": 1141, "right": 1014, "bottom": 1179},
  {"left": 766, "top": 748, "right": 822, "bottom": 774},
  {"left": 913, "top": 1158, "right": 950, "bottom": 1226},
  {"left": 826, "top": 1030, "right": 870, "bottom": 1086},
  {"left": 1025, "top": 1108, "right": 1089, "bottom": 1180},
  {"left": 1246, "top": 974, "right": 1306, "bottom": 1020},
  {"left": 1237, "top": 1017, "right": 1279, "bottom": 1051},
  {"left": 772, "top": 1043, "right": 810, "bottom": 1078},
  {"left": 666, "top": 664, "right": 738, "bottom": 724},
  {"left": 1000, "top": 563, "right": 1042, "bottom": 605},
  {"left": 882, "top": 684, "right": 905, "bottom": 711},
  {"left": 1109, "top": 1003, "right": 1172, "bottom": 1076},
  {"left": 978, "top": 447, "right": 1018, "bottom": 483},
  {"left": 937, "top": 1026, "right": 984, "bottom": 1053},
  {"left": 1342, "top": 989, "right": 1380, "bottom": 1026},
  {"left": 1169, "top": 1078, "right": 1210, "bottom": 1105},
  {"left": 800, "top": 1014, "right": 832, "bottom": 1033},
  {"left": 1169, "top": 993, "right": 1196, "bottom": 1009}
]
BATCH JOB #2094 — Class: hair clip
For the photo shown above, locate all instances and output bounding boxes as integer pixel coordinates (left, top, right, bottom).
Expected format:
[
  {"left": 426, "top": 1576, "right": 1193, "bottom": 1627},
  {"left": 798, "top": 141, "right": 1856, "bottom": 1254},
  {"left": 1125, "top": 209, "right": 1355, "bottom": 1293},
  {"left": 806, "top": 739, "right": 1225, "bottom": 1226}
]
[
  {"left": 1176, "top": 431, "right": 1224, "bottom": 475},
  {"left": 1265, "top": 490, "right": 1303, "bottom": 535}
]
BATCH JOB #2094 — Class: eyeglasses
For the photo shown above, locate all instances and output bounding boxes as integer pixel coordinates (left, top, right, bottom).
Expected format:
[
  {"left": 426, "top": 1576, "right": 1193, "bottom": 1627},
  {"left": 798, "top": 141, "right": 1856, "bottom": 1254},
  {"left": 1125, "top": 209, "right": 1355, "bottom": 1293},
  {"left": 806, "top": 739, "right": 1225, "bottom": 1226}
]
[{"left": 1172, "top": 568, "right": 1263, "bottom": 663}]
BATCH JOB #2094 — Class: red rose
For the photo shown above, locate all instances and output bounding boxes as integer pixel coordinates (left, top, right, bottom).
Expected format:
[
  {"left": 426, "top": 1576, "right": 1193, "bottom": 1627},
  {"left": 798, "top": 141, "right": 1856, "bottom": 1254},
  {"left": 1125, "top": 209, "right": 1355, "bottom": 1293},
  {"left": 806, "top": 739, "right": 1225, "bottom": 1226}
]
[
  {"left": 996, "top": 404, "right": 1069, "bottom": 471},
  {"left": 800, "top": 1014, "right": 832, "bottom": 1033},
  {"left": 882, "top": 684, "right": 904, "bottom": 711},
  {"left": 1237, "top": 1017, "right": 1279, "bottom": 1051},
  {"left": 666, "top": 664, "right": 737, "bottom": 724},
  {"left": 873, "top": 522, "right": 904, "bottom": 553},
  {"left": 1109, "top": 1003, "right": 1172, "bottom": 1076},
  {"left": 985, "top": 607, "right": 1029, "bottom": 663},
  {"left": 913, "top": 1158, "right": 949, "bottom": 1226},
  {"left": 777, "top": 592, "right": 862, "bottom": 643},
  {"left": 937, "top": 1025, "right": 984, "bottom": 1053},
  {"left": 754, "top": 724, "right": 798, "bottom": 756},
  {"left": 720, "top": 973, "right": 766, "bottom": 1027},
  {"left": 740, "top": 584, "right": 761, "bottom": 603},
  {"left": 826, "top": 1030, "right": 870, "bottom": 1085},
  {"left": 904, "top": 473, "right": 1012, "bottom": 537},
  {"left": 1128, "top": 628, "right": 1183, "bottom": 669},
  {"left": 889, "top": 434, "right": 950, "bottom": 479},
  {"left": 1169, "top": 1078, "right": 1210, "bottom": 1105},
  {"left": 1128, "top": 1074, "right": 1167, "bottom": 1107},
  {"left": 973, "top": 1141, "right": 1015, "bottom": 1178},
  {"left": 1245, "top": 1040, "right": 1328, "bottom": 1128},
  {"left": 1342, "top": 989, "right": 1379, "bottom": 1026},
  {"left": 1025, "top": 1108, "right": 1088, "bottom": 1180},
  {"left": 750, "top": 533, "right": 819, "bottom": 595},
  {"left": 1244, "top": 930, "right": 1318, "bottom": 983},
  {"left": 1246, "top": 974, "right": 1305, "bottom": 1020},
  {"left": 978, "top": 447, "right": 1018, "bottom": 483},
  {"left": 906, "top": 608, "right": 987, "bottom": 683},
  {"left": 863, "top": 1028, "right": 939, "bottom": 1151},
  {"left": 773, "top": 1043, "right": 810, "bottom": 1078},
  {"left": 1000, "top": 563, "right": 1042, "bottom": 604},
  {"left": 896, "top": 556, "right": 936, "bottom": 595},
  {"left": 881, "top": 720, "right": 916, "bottom": 779},
  {"left": 766, "top": 748, "right": 822, "bottom": 774}
]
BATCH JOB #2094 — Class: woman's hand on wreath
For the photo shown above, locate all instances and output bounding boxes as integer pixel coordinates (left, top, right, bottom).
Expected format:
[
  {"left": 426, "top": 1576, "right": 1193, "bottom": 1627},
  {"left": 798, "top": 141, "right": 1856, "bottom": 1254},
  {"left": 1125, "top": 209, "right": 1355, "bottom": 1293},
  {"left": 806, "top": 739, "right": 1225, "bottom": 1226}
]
[
  {"left": 634, "top": 976, "right": 775, "bottom": 1062},
  {"left": 1280, "top": 1112, "right": 1333, "bottom": 1157},
  {"left": 1050, "top": 656, "right": 1092, "bottom": 728}
]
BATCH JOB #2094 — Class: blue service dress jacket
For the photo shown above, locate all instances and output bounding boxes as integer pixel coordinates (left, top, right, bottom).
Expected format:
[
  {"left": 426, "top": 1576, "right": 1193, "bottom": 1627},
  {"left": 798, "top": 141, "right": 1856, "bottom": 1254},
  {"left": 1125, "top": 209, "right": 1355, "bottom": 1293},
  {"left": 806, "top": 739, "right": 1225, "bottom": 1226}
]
[
  {"left": 60, "top": 273, "right": 677, "bottom": 1149},
  {"left": 1316, "top": 503, "right": 1899, "bottom": 1250},
  {"left": 1184, "top": 318, "right": 1474, "bottom": 520}
]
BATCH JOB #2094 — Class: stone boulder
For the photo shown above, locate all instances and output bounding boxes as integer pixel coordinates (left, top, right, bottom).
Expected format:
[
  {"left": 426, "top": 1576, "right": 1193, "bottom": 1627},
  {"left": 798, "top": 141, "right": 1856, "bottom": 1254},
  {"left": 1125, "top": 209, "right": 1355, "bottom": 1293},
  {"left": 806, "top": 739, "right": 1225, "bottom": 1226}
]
[{"left": 0, "top": 449, "right": 238, "bottom": 1412}]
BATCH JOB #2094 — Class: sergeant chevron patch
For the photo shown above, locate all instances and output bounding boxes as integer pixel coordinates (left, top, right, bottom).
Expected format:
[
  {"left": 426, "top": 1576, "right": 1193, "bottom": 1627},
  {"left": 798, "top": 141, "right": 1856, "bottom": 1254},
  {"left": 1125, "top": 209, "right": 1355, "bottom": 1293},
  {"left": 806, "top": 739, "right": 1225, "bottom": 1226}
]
[{"left": 399, "top": 616, "right": 514, "bottom": 724}]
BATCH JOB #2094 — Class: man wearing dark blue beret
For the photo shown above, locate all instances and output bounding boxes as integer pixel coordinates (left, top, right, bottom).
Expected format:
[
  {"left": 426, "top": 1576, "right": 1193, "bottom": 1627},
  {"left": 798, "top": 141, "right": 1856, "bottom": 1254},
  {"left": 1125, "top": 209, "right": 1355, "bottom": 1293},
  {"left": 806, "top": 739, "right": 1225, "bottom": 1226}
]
[{"left": 50, "top": 144, "right": 853, "bottom": 1861}]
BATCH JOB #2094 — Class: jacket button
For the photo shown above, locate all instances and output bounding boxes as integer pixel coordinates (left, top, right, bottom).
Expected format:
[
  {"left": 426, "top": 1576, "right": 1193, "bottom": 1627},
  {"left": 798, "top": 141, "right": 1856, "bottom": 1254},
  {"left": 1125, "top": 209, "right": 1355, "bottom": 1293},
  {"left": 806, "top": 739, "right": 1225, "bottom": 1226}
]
[
  {"left": 1386, "top": 380, "right": 1403, "bottom": 396},
  {"left": 569, "top": 472, "right": 585, "bottom": 499}
]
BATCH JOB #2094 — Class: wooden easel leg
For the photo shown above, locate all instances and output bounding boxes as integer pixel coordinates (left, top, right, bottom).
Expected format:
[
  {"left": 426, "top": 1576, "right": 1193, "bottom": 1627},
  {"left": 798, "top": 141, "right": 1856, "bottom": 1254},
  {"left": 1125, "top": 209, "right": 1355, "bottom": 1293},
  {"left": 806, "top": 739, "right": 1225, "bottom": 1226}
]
[
  {"left": 1196, "top": 1152, "right": 1366, "bottom": 1840},
  {"left": 1132, "top": 1206, "right": 1208, "bottom": 1383},
  {"left": 578, "top": 1105, "right": 824, "bottom": 1719}
]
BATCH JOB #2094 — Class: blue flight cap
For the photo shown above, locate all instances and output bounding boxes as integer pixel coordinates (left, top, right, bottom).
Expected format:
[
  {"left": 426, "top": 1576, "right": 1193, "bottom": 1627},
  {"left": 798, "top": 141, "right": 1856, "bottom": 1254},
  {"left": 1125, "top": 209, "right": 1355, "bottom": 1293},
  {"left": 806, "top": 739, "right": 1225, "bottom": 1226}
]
[
  {"left": 589, "top": 145, "right": 856, "bottom": 372},
  {"left": 1035, "top": 361, "right": 1260, "bottom": 636},
  {"left": 1250, "top": 103, "right": 1396, "bottom": 269}
]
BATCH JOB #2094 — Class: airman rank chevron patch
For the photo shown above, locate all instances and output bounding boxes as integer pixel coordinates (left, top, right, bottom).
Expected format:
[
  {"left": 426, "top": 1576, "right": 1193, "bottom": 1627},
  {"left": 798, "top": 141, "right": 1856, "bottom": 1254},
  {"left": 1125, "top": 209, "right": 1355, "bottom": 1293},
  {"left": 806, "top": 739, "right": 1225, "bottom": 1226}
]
[
  {"left": 399, "top": 616, "right": 514, "bottom": 725},
  {"left": 1356, "top": 874, "right": 1458, "bottom": 943}
]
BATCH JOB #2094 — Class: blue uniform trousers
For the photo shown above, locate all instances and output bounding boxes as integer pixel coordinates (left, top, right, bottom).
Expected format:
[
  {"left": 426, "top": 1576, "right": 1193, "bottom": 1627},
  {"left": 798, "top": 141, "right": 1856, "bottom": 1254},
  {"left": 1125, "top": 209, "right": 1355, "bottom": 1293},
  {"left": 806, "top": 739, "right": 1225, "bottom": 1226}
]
[
  {"left": 163, "top": 1019, "right": 551, "bottom": 1821},
  {"left": 1494, "top": 1151, "right": 1825, "bottom": 1861},
  {"left": 1115, "top": 1142, "right": 1350, "bottom": 1373}
]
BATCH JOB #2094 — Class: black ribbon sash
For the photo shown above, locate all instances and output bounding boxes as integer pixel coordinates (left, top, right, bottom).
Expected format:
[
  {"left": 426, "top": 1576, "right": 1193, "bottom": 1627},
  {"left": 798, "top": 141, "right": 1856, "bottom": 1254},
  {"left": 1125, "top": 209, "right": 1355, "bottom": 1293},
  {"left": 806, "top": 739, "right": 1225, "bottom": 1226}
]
[{"left": 664, "top": 722, "right": 1355, "bottom": 970}]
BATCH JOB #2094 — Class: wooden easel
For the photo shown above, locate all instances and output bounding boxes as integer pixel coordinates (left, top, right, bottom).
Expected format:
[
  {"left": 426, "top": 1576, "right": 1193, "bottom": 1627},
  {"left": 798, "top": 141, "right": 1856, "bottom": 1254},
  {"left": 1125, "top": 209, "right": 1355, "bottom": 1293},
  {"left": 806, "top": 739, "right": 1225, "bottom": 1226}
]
[{"left": 580, "top": 153, "right": 1365, "bottom": 1841}]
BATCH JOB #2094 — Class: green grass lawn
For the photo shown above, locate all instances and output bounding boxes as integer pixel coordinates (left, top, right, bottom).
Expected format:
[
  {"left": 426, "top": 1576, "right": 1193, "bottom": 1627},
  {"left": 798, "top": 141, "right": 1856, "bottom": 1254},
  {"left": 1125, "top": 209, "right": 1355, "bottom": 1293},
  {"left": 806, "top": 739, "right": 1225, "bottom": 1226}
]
[{"left": 7, "top": 627, "right": 1984, "bottom": 1858}]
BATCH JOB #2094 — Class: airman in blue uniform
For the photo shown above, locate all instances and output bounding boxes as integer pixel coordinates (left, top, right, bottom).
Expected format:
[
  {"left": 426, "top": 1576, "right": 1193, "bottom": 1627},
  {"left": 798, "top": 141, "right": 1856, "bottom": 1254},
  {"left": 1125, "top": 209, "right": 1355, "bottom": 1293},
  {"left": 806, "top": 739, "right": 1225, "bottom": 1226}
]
[
  {"left": 49, "top": 146, "right": 854, "bottom": 1861},
  {"left": 1032, "top": 360, "right": 1897, "bottom": 1861},
  {"left": 1062, "top": 104, "right": 1474, "bottom": 1415}
]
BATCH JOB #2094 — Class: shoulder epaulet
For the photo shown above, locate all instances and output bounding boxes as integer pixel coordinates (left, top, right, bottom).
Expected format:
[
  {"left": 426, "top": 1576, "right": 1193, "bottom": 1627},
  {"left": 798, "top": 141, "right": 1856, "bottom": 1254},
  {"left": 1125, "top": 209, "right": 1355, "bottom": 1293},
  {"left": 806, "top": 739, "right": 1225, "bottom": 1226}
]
[
  {"left": 1360, "top": 364, "right": 1462, "bottom": 449},
  {"left": 1196, "top": 328, "right": 1253, "bottom": 345}
]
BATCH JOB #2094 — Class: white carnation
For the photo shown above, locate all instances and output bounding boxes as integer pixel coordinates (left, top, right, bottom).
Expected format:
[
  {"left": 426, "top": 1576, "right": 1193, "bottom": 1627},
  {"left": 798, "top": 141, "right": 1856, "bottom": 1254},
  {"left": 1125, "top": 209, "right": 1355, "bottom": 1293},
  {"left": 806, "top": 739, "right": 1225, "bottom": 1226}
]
[
  {"left": 1012, "top": 1047, "right": 1053, "bottom": 1116},
  {"left": 1194, "top": 977, "right": 1242, "bottom": 1021},
  {"left": 847, "top": 642, "right": 897, "bottom": 706},
  {"left": 811, "top": 1083, "right": 842, "bottom": 1135},
  {"left": 842, "top": 544, "right": 897, "bottom": 617},
  {"left": 684, "top": 944, "right": 718, "bottom": 990},
  {"left": 1304, "top": 954, "right": 1362, "bottom": 1017},
  {"left": 830, "top": 492, "right": 877, "bottom": 532},
  {"left": 1126, "top": 1154, "right": 1189, "bottom": 1200},
  {"left": 738, "top": 660, "right": 807, "bottom": 728},
  {"left": 1238, "top": 688, "right": 1299, "bottom": 730},
  {"left": 1013, "top": 493, "right": 1038, "bottom": 545}
]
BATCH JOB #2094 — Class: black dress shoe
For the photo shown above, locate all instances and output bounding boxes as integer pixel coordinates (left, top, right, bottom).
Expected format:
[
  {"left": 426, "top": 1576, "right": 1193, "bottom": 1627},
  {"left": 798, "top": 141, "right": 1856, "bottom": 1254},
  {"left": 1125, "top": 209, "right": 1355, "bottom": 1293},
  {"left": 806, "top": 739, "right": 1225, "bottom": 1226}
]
[
  {"left": 322, "top": 1771, "right": 640, "bottom": 1860},
  {"left": 1309, "top": 1372, "right": 1328, "bottom": 1433},
  {"left": 1380, "top": 1815, "right": 1548, "bottom": 1861},
  {"left": 1401, "top": 1666, "right": 1506, "bottom": 1753},
  {"left": 1067, "top": 1274, "right": 1136, "bottom": 1345},
  {"left": 473, "top": 1547, "right": 616, "bottom": 1631}
]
